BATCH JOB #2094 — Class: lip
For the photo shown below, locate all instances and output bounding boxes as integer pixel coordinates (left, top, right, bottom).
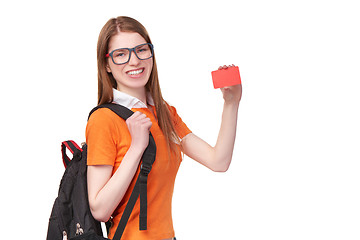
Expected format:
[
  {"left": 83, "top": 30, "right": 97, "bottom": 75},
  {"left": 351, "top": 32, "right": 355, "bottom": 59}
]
[{"left": 126, "top": 67, "right": 145, "bottom": 78}]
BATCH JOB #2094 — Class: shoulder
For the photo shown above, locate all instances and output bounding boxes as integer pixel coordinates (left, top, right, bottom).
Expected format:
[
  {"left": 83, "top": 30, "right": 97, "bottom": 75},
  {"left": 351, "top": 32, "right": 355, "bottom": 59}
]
[
  {"left": 88, "top": 108, "right": 127, "bottom": 126},
  {"left": 165, "top": 103, "right": 180, "bottom": 119},
  {"left": 165, "top": 103, "right": 192, "bottom": 138},
  {"left": 86, "top": 108, "right": 127, "bottom": 137},
  {"left": 89, "top": 107, "right": 120, "bottom": 121},
  {"left": 166, "top": 104, "right": 185, "bottom": 124}
]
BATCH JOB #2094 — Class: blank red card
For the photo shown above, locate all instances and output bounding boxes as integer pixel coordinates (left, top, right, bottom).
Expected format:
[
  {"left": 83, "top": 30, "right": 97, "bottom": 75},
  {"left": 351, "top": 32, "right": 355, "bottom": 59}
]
[{"left": 211, "top": 66, "right": 241, "bottom": 89}]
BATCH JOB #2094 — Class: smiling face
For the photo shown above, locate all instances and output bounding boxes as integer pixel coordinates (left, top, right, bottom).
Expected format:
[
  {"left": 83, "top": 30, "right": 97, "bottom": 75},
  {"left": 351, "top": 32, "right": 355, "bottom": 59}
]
[{"left": 106, "top": 32, "right": 153, "bottom": 95}]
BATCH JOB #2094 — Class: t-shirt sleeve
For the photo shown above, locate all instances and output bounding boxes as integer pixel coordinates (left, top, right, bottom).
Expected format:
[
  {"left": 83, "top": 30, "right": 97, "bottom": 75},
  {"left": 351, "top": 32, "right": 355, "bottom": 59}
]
[
  {"left": 86, "top": 109, "right": 118, "bottom": 166},
  {"left": 169, "top": 106, "right": 192, "bottom": 140}
]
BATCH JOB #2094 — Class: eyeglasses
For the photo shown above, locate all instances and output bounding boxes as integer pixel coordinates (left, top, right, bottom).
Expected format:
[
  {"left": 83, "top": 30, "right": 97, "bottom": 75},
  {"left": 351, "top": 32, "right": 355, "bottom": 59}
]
[{"left": 106, "top": 43, "right": 154, "bottom": 65}]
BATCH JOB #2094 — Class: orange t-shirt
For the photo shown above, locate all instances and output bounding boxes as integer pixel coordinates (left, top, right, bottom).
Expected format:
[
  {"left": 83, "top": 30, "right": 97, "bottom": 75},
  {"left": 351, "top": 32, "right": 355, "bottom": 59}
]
[{"left": 86, "top": 103, "right": 191, "bottom": 240}]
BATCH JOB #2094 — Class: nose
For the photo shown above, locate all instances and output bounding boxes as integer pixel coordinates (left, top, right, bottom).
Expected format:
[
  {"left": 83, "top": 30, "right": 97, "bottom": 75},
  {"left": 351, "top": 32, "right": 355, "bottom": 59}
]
[{"left": 128, "top": 49, "right": 140, "bottom": 66}]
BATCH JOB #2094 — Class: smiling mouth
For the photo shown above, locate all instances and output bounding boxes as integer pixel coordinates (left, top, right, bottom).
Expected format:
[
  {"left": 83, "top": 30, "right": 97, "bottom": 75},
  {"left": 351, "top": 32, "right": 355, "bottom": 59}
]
[{"left": 127, "top": 68, "right": 144, "bottom": 75}]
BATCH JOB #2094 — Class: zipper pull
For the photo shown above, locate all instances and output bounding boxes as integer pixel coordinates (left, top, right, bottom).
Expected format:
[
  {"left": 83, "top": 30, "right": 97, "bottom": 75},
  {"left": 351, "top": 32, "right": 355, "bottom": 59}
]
[
  {"left": 76, "top": 223, "right": 84, "bottom": 235},
  {"left": 63, "top": 231, "right": 68, "bottom": 240}
]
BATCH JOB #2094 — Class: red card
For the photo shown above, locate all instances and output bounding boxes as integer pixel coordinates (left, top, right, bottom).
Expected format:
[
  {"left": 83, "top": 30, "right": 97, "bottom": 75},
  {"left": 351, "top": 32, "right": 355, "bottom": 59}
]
[{"left": 211, "top": 66, "right": 241, "bottom": 89}]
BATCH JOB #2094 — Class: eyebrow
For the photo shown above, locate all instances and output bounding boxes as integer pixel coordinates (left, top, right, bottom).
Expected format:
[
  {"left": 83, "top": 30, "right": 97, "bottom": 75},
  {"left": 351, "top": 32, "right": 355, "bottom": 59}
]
[{"left": 109, "top": 43, "right": 148, "bottom": 52}]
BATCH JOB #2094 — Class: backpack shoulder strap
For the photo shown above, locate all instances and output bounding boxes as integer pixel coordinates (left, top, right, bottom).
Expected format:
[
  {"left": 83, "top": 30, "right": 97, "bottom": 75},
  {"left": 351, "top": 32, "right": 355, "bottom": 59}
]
[
  {"left": 61, "top": 140, "right": 83, "bottom": 168},
  {"left": 88, "top": 103, "right": 156, "bottom": 240},
  {"left": 88, "top": 103, "right": 134, "bottom": 121}
]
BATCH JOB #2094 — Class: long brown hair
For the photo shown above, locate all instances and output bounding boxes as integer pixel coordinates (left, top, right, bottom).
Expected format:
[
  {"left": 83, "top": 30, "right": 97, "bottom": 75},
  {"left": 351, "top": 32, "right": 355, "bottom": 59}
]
[{"left": 97, "top": 16, "right": 179, "bottom": 151}]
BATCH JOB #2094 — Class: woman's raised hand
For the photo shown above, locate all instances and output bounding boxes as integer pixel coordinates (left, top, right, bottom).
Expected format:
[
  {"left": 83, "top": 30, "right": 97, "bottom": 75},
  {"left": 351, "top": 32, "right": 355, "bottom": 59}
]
[
  {"left": 126, "top": 111, "right": 152, "bottom": 152},
  {"left": 218, "top": 64, "right": 242, "bottom": 104}
]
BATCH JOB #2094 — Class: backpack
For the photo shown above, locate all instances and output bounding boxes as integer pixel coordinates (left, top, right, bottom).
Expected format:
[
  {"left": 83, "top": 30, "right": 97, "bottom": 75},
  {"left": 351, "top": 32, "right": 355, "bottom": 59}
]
[{"left": 46, "top": 103, "right": 157, "bottom": 240}]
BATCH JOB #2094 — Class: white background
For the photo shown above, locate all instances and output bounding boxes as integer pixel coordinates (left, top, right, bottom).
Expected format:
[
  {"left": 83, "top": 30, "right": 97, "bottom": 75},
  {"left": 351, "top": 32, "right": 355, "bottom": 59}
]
[{"left": 0, "top": 0, "right": 359, "bottom": 239}]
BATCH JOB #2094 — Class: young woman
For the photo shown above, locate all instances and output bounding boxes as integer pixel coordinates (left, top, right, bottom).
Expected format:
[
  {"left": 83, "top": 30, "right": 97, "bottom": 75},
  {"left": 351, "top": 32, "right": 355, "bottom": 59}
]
[{"left": 86, "top": 16, "right": 242, "bottom": 240}]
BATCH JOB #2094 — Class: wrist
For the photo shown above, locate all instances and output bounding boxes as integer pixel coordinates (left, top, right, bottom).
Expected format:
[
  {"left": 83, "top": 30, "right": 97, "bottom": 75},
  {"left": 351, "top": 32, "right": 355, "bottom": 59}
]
[
  {"left": 126, "top": 144, "right": 145, "bottom": 162},
  {"left": 223, "top": 100, "right": 240, "bottom": 109}
]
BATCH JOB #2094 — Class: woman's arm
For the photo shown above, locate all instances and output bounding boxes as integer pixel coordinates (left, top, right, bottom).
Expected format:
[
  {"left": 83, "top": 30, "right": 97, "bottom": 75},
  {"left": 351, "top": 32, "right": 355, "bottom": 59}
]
[
  {"left": 87, "top": 111, "right": 152, "bottom": 222},
  {"left": 181, "top": 71, "right": 242, "bottom": 172}
]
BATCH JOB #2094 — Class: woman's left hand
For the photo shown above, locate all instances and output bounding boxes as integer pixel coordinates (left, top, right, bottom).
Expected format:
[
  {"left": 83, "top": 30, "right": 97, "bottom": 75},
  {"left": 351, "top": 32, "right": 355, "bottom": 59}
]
[{"left": 218, "top": 65, "right": 242, "bottom": 104}]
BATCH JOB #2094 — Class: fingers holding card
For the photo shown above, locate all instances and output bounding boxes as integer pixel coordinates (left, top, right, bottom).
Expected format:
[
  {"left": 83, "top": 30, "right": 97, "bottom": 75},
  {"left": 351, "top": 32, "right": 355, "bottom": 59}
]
[{"left": 211, "top": 65, "right": 241, "bottom": 89}]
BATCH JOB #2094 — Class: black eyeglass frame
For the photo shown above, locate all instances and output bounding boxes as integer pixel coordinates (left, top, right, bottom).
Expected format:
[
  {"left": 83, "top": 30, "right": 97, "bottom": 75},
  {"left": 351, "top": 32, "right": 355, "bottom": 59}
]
[{"left": 105, "top": 43, "right": 154, "bottom": 65}]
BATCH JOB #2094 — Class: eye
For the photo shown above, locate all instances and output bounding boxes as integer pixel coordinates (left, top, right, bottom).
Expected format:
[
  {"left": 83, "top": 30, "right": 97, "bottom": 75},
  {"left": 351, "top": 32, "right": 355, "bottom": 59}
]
[
  {"left": 114, "top": 52, "right": 125, "bottom": 57},
  {"left": 136, "top": 45, "right": 150, "bottom": 53},
  {"left": 113, "top": 49, "right": 128, "bottom": 58}
]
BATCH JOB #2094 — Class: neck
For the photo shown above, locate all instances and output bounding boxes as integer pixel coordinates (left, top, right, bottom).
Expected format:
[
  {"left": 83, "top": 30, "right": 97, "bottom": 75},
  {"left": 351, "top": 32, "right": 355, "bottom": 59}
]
[{"left": 117, "top": 86, "right": 147, "bottom": 105}]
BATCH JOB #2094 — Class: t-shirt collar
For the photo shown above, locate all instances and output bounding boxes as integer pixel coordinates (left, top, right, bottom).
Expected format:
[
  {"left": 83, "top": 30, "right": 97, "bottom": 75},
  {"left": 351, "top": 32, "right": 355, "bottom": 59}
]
[{"left": 112, "top": 88, "right": 154, "bottom": 109}]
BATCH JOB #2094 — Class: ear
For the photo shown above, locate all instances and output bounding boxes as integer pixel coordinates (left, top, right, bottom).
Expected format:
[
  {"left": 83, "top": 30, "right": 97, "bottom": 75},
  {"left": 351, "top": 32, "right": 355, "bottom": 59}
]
[{"left": 106, "top": 64, "right": 112, "bottom": 73}]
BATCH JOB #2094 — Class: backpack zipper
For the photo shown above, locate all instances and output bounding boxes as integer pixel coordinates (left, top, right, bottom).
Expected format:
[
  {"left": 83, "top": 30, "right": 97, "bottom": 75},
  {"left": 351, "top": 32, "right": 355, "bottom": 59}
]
[
  {"left": 76, "top": 223, "right": 84, "bottom": 236},
  {"left": 62, "top": 231, "right": 68, "bottom": 240}
]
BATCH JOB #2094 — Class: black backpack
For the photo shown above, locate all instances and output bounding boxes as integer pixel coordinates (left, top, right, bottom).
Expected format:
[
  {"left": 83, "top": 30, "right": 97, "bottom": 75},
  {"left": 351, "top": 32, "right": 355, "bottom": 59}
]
[{"left": 46, "top": 103, "right": 157, "bottom": 240}]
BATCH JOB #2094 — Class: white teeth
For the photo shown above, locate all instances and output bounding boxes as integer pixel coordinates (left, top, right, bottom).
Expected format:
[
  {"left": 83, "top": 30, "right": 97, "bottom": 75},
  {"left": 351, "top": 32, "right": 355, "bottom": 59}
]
[{"left": 127, "top": 69, "right": 144, "bottom": 75}]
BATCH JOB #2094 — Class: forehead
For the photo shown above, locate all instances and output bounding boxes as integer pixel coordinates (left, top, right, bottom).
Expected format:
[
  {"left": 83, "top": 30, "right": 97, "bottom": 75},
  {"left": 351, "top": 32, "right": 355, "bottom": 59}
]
[{"left": 108, "top": 32, "right": 147, "bottom": 51}]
